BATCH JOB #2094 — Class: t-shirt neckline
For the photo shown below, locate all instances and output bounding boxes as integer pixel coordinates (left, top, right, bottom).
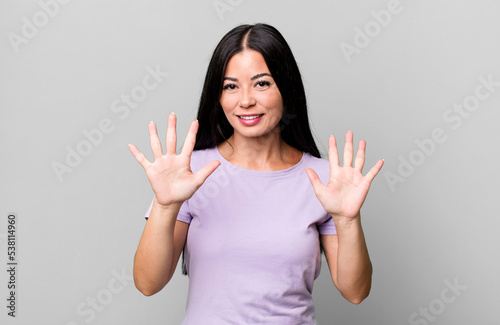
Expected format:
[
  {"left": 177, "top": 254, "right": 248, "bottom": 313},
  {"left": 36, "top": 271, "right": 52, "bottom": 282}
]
[{"left": 213, "top": 146, "right": 307, "bottom": 177}]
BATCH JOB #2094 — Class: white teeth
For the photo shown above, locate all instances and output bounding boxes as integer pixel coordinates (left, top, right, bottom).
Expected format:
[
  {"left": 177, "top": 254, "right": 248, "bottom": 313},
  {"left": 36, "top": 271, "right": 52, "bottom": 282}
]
[{"left": 239, "top": 115, "right": 262, "bottom": 120}]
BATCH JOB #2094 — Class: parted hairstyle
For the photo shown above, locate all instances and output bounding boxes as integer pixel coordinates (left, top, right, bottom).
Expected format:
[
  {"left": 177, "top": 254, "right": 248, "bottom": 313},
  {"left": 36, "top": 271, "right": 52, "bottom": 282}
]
[
  {"left": 181, "top": 24, "right": 324, "bottom": 275},
  {"left": 194, "top": 23, "right": 320, "bottom": 158}
]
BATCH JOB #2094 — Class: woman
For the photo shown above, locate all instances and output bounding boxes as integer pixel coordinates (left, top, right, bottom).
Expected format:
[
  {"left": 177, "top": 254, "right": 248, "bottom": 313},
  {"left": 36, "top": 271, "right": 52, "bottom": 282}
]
[{"left": 129, "top": 23, "right": 384, "bottom": 324}]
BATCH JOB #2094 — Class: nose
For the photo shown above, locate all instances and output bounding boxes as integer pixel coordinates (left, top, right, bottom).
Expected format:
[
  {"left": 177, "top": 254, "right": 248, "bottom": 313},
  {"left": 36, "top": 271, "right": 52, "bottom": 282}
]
[{"left": 239, "top": 88, "right": 256, "bottom": 108}]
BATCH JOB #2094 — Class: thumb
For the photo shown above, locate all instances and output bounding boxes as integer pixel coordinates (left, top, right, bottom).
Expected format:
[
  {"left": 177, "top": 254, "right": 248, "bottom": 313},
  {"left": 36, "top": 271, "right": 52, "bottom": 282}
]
[
  {"left": 194, "top": 160, "right": 221, "bottom": 186},
  {"left": 305, "top": 168, "right": 324, "bottom": 194}
]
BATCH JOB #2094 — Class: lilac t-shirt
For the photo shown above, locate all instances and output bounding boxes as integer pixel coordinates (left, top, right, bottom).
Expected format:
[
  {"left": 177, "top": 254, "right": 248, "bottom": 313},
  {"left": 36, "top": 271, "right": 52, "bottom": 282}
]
[{"left": 144, "top": 146, "right": 337, "bottom": 324}]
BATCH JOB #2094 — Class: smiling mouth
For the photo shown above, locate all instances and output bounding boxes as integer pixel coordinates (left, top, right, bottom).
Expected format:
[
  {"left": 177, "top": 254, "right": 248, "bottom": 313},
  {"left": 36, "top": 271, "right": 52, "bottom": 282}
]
[{"left": 237, "top": 114, "right": 264, "bottom": 120}]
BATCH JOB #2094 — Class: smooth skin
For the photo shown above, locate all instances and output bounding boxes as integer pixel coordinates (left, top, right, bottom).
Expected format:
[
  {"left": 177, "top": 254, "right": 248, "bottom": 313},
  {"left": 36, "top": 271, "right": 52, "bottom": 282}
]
[
  {"left": 217, "top": 49, "right": 302, "bottom": 170},
  {"left": 129, "top": 115, "right": 220, "bottom": 295},
  {"left": 305, "top": 132, "right": 384, "bottom": 303},
  {"left": 129, "top": 49, "right": 384, "bottom": 303}
]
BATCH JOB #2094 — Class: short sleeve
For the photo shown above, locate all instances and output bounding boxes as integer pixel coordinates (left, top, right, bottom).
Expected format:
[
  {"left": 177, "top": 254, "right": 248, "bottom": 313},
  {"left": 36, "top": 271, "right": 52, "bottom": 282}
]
[
  {"left": 144, "top": 198, "right": 154, "bottom": 220},
  {"left": 317, "top": 216, "right": 337, "bottom": 235},
  {"left": 176, "top": 199, "right": 192, "bottom": 224},
  {"left": 144, "top": 197, "right": 193, "bottom": 224}
]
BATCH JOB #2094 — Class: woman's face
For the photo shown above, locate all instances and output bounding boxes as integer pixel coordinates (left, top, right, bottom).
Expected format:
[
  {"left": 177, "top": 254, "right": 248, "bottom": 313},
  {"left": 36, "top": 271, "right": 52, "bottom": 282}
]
[{"left": 219, "top": 50, "right": 284, "bottom": 140}]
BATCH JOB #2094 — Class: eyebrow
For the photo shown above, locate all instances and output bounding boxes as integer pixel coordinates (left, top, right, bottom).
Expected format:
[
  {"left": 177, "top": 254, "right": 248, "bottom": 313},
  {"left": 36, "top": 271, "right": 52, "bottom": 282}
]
[{"left": 223, "top": 73, "right": 272, "bottom": 82}]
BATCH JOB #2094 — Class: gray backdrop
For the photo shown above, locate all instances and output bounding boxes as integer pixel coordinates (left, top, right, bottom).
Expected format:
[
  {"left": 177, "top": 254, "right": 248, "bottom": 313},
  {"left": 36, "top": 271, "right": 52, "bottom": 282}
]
[{"left": 1, "top": 0, "right": 499, "bottom": 324}]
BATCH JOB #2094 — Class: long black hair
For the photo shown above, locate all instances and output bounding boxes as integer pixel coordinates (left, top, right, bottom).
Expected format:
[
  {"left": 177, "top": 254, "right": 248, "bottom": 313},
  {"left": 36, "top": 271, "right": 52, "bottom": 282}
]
[
  {"left": 194, "top": 23, "right": 320, "bottom": 158},
  {"left": 182, "top": 24, "right": 323, "bottom": 275}
]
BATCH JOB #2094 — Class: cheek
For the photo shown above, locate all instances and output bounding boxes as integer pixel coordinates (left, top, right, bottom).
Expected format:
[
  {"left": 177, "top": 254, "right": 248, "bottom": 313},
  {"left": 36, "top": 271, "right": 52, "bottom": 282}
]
[
  {"left": 263, "top": 92, "right": 283, "bottom": 113},
  {"left": 255, "top": 91, "right": 283, "bottom": 108},
  {"left": 219, "top": 95, "right": 237, "bottom": 113}
]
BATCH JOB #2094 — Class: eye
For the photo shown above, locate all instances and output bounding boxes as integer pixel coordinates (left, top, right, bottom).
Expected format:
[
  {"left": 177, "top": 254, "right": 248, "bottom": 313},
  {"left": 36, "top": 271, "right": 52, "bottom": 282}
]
[
  {"left": 223, "top": 83, "right": 237, "bottom": 91},
  {"left": 255, "top": 80, "right": 271, "bottom": 88}
]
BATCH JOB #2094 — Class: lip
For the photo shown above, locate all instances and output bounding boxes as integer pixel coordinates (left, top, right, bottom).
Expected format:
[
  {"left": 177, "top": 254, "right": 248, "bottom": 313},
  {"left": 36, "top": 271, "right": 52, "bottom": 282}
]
[
  {"left": 237, "top": 114, "right": 264, "bottom": 126},
  {"left": 236, "top": 114, "right": 264, "bottom": 117}
]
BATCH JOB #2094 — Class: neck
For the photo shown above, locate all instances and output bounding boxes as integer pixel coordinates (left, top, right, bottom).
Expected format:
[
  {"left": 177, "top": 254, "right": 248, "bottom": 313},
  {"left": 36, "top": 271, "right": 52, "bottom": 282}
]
[{"left": 217, "top": 128, "right": 301, "bottom": 171}]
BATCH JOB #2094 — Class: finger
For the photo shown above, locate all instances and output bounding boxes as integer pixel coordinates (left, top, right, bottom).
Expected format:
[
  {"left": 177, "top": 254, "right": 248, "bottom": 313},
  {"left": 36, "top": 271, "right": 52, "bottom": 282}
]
[
  {"left": 354, "top": 140, "right": 366, "bottom": 173},
  {"left": 194, "top": 160, "right": 221, "bottom": 187},
  {"left": 181, "top": 119, "right": 198, "bottom": 158},
  {"left": 343, "top": 130, "right": 353, "bottom": 167},
  {"left": 328, "top": 135, "right": 340, "bottom": 181},
  {"left": 166, "top": 112, "right": 177, "bottom": 155},
  {"left": 128, "top": 143, "right": 151, "bottom": 170},
  {"left": 148, "top": 121, "right": 163, "bottom": 160},
  {"left": 305, "top": 168, "right": 325, "bottom": 195},
  {"left": 365, "top": 159, "right": 384, "bottom": 183},
  {"left": 328, "top": 135, "right": 339, "bottom": 167}
]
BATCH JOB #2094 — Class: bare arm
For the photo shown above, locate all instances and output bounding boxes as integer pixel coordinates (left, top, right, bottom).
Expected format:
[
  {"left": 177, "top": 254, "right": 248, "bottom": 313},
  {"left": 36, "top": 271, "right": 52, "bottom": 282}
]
[
  {"left": 129, "top": 113, "right": 220, "bottom": 296},
  {"left": 133, "top": 201, "right": 188, "bottom": 296},
  {"left": 321, "top": 214, "right": 372, "bottom": 304},
  {"left": 306, "top": 131, "right": 383, "bottom": 304}
]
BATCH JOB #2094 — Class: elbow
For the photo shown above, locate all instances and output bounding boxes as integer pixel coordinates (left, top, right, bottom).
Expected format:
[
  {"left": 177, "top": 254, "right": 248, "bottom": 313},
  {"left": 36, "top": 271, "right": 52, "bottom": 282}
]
[
  {"left": 349, "top": 299, "right": 362, "bottom": 305},
  {"left": 340, "top": 278, "right": 372, "bottom": 305},
  {"left": 133, "top": 272, "right": 167, "bottom": 297},
  {"left": 136, "top": 284, "right": 156, "bottom": 296},
  {"left": 342, "top": 288, "right": 370, "bottom": 305},
  {"left": 133, "top": 262, "right": 171, "bottom": 296},
  {"left": 346, "top": 265, "right": 372, "bottom": 305},
  {"left": 347, "top": 293, "right": 368, "bottom": 305},
  {"left": 134, "top": 278, "right": 158, "bottom": 296},
  {"left": 138, "top": 288, "right": 155, "bottom": 297}
]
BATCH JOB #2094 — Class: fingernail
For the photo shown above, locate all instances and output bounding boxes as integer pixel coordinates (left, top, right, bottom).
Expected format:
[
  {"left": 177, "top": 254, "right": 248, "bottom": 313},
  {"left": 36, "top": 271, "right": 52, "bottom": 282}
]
[{"left": 171, "top": 112, "right": 175, "bottom": 115}]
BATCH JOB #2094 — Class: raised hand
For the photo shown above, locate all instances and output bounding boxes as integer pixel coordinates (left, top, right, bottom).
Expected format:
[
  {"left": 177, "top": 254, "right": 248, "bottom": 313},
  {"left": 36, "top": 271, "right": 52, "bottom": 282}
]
[
  {"left": 305, "top": 131, "right": 383, "bottom": 220},
  {"left": 128, "top": 112, "right": 221, "bottom": 208}
]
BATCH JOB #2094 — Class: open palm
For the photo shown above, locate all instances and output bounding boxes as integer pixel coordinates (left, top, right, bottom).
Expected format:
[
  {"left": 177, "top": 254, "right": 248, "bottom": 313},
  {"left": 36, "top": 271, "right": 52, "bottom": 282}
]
[
  {"left": 128, "top": 113, "right": 220, "bottom": 207},
  {"left": 305, "top": 131, "right": 383, "bottom": 219}
]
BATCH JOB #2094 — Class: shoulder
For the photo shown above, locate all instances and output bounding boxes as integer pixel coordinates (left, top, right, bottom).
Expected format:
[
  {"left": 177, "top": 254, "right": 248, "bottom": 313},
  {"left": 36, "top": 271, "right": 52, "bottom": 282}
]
[
  {"left": 191, "top": 147, "right": 216, "bottom": 159},
  {"left": 189, "top": 147, "right": 218, "bottom": 172},
  {"left": 303, "top": 152, "right": 329, "bottom": 170},
  {"left": 303, "top": 152, "right": 330, "bottom": 183},
  {"left": 304, "top": 152, "right": 328, "bottom": 166}
]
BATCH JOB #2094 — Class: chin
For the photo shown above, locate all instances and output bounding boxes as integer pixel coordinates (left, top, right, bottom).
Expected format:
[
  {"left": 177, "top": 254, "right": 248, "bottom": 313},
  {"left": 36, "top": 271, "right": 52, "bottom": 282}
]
[{"left": 232, "top": 126, "right": 281, "bottom": 140}]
